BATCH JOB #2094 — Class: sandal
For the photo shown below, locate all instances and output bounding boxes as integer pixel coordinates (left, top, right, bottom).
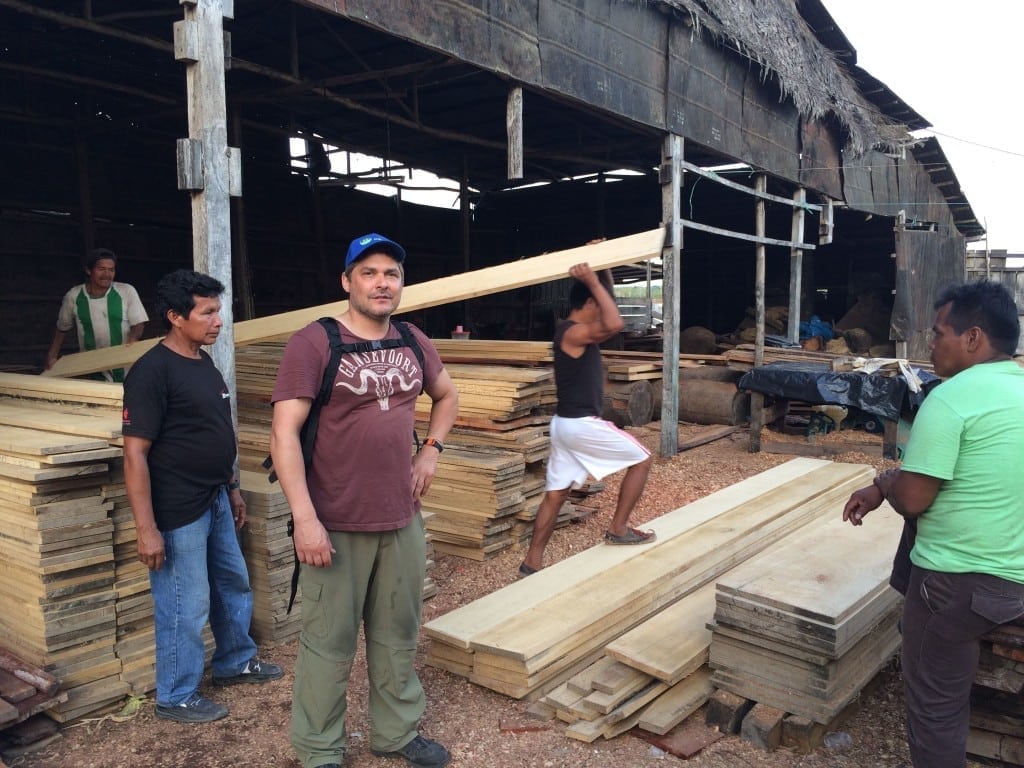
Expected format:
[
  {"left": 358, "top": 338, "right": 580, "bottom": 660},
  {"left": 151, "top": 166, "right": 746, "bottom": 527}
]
[
  {"left": 518, "top": 562, "right": 539, "bottom": 578},
  {"left": 604, "top": 527, "right": 657, "bottom": 545}
]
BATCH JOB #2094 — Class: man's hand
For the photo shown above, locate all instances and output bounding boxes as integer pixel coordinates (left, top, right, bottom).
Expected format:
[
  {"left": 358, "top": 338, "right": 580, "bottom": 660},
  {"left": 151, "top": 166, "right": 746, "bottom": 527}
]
[
  {"left": 136, "top": 527, "right": 166, "bottom": 571},
  {"left": 229, "top": 488, "right": 247, "bottom": 530},
  {"left": 293, "top": 516, "right": 336, "bottom": 568},
  {"left": 411, "top": 447, "right": 440, "bottom": 500},
  {"left": 842, "top": 484, "right": 884, "bottom": 526}
]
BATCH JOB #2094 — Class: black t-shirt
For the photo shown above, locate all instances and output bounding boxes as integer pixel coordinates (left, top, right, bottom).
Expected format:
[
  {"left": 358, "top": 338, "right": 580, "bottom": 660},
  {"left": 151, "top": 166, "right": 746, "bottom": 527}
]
[
  {"left": 122, "top": 343, "right": 236, "bottom": 531},
  {"left": 553, "top": 320, "right": 604, "bottom": 418}
]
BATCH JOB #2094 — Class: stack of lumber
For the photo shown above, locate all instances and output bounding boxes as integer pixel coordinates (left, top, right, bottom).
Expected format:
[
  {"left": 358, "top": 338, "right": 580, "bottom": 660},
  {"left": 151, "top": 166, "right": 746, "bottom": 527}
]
[
  {"left": 106, "top": 458, "right": 156, "bottom": 695},
  {"left": 239, "top": 470, "right": 304, "bottom": 644},
  {"left": 707, "top": 504, "right": 905, "bottom": 726},
  {"left": 422, "top": 447, "right": 526, "bottom": 561},
  {"left": 967, "top": 620, "right": 1024, "bottom": 764},
  {"left": 424, "top": 458, "right": 874, "bottom": 701},
  {"left": 0, "top": 649, "right": 66, "bottom": 733},
  {"left": 0, "top": 393, "right": 127, "bottom": 723},
  {"left": 536, "top": 582, "right": 717, "bottom": 742},
  {"left": 416, "top": 363, "right": 555, "bottom": 426}
]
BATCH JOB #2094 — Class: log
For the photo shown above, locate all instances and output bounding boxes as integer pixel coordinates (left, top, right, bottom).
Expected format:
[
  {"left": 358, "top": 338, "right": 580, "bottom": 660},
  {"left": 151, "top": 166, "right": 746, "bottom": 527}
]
[
  {"left": 602, "top": 380, "right": 654, "bottom": 427},
  {"left": 44, "top": 229, "right": 665, "bottom": 378},
  {"left": 678, "top": 380, "right": 750, "bottom": 426}
]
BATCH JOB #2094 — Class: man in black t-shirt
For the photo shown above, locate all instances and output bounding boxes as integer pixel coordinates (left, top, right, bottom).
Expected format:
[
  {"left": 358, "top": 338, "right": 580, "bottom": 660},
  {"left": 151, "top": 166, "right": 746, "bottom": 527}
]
[
  {"left": 519, "top": 263, "right": 655, "bottom": 578},
  {"left": 122, "top": 269, "right": 282, "bottom": 724}
]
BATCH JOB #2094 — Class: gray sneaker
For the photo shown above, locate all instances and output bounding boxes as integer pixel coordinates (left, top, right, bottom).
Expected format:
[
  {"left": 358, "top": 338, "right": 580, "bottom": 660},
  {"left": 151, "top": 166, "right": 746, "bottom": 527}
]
[
  {"left": 155, "top": 693, "right": 228, "bottom": 723},
  {"left": 212, "top": 657, "right": 284, "bottom": 686},
  {"left": 371, "top": 734, "right": 451, "bottom": 767}
]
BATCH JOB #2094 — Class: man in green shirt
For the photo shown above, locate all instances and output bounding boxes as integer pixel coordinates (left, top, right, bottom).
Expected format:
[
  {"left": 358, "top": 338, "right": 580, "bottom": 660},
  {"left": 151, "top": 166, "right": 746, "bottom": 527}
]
[{"left": 843, "top": 280, "right": 1024, "bottom": 768}]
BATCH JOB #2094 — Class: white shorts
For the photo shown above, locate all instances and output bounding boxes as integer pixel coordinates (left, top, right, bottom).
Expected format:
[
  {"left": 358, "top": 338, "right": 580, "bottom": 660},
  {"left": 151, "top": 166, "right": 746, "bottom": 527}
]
[{"left": 546, "top": 415, "right": 651, "bottom": 491}]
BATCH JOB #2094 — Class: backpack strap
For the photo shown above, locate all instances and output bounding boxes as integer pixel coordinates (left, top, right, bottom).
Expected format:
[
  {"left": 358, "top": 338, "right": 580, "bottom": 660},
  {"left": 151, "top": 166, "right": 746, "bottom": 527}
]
[{"left": 280, "top": 317, "right": 426, "bottom": 614}]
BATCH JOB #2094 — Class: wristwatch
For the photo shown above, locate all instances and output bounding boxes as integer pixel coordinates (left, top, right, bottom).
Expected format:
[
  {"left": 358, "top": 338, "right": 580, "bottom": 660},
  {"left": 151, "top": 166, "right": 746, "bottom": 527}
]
[{"left": 422, "top": 437, "right": 444, "bottom": 453}]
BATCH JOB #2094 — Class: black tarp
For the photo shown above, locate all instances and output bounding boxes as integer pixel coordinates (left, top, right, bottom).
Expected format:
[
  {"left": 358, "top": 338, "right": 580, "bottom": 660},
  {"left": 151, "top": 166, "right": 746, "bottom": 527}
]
[{"left": 738, "top": 361, "right": 938, "bottom": 421}]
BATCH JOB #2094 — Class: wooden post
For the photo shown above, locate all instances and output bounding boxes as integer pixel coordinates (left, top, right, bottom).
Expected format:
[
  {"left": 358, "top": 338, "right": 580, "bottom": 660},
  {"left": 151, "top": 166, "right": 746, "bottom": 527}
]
[
  {"left": 507, "top": 85, "right": 523, "bottom": 180},
  {"left": 230, "top": 110, "right": 254, "bottom": 320},
  {"left": 659, "top": 135, "right": 682, "bottom": 457},
  {"left": 750, "top": 174, "right": 767, "bottom": 453},
  {"left": 175, "top": 0, "right": 240, "bottom": 429},
  {"left": 788, "top": 188, "right": 806, "bottom": 344}
]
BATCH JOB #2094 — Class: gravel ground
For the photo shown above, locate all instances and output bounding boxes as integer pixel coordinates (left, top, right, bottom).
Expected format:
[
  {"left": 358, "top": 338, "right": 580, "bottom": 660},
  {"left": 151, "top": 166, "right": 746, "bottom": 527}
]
[{"left": 2, "top": 425, "right": 992, "bottom": 768}]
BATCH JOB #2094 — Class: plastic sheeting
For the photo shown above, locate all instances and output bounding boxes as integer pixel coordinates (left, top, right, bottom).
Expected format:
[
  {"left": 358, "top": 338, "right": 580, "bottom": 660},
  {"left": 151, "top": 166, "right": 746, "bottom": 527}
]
[{"left": 738, "top": 361, "right": 938, "bottom": 421}]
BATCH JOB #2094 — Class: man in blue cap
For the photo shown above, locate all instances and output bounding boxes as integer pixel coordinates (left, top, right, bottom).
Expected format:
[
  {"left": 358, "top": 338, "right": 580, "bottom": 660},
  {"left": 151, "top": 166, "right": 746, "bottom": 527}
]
[{"left": 271, "top": 233, "right": 459, "bottom": 768}]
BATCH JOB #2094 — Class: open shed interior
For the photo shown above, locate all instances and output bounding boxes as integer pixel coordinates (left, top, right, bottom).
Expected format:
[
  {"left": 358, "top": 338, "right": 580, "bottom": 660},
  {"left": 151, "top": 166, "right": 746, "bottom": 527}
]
[{"left": 0, "top": 1, "right": 982, "bottom": 372}]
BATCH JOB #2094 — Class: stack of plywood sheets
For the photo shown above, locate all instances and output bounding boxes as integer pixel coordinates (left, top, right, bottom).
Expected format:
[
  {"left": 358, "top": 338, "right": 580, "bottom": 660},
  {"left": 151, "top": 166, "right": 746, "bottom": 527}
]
[
  {"left": 708, "top": 504, "right": 905, "bottom": 724},
  {"left": 422, "top": 447, "right": 526, "bottom": 561},
  {"left": 424, "top": 459, "right": 874, "bottom": 700}
]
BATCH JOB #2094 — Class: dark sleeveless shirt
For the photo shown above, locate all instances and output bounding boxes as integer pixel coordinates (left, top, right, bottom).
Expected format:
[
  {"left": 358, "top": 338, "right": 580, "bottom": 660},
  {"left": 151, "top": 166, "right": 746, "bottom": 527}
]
[{"left": 554, "top": 320, "right": 604, "bottom": 418}]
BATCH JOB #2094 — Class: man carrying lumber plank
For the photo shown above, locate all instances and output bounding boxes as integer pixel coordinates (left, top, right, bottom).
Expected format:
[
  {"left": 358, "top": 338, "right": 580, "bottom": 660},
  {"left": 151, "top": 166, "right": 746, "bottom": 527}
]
[
  {"left": 270, "top": 233, "right": 459, "bottom": 768},
  {"left": 843, "top": 280, "right": 1024, "bottom": 768},
  {"left": 44, "top": 248, "right": 148, "bottom": 382},
  {"left": 122, "top": 270, "right": 283, "bottom": 724},
  {"left": 520, "top": 262, "right": 655, "bottom": 577}
]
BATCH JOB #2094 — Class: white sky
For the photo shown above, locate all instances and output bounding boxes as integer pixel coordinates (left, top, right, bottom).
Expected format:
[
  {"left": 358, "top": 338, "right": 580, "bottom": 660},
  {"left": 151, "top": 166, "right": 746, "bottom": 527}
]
[{"left": 821, "top": 0, "right": 1024, "bottom": 253}]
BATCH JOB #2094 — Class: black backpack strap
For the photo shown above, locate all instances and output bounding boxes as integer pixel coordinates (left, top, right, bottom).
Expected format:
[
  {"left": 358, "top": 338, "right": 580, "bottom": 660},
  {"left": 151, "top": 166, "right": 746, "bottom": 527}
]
[
  {"left": 286, "top": 317, "right": 344, "bottom": 613},
  {"left": 393, "top": 320, "right": 426, "bottom": 394}
]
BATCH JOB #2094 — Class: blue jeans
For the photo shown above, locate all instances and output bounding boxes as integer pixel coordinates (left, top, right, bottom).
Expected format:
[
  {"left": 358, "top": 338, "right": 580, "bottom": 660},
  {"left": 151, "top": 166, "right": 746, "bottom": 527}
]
[{"left": 149, "top": 487, "right": 258, "bottom": 706}]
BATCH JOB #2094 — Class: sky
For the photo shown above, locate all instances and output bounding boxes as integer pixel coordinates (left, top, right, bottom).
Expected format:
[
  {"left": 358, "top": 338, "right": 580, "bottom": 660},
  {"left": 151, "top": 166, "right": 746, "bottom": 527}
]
[{"left": 821, "top": 0, "right": 1024, "bottom": 253}]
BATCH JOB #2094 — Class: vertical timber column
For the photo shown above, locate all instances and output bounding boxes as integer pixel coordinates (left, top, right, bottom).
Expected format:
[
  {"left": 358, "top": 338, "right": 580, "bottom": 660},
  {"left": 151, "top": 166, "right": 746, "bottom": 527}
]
[
  {"left": 659, "top": 135, "right": 682, "bottom": 457},
  {"left": 175, "top": 0, "right": 242, "bottom": 430},
  {"left": 507, "top": 86, "right": 523, "bottom": 181},
  {"left": 788, "top": 188, "right": 806, "bottom": 344},
  {"left": 749, "top": 174, "right": 767, "bottom": 452}
]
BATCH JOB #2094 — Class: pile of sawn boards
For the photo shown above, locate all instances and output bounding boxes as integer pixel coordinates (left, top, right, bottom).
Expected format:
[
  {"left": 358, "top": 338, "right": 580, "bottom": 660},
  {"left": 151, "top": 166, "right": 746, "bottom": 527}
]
[{"left": 423, "top": 457, "right": 901, "bottom": 744}]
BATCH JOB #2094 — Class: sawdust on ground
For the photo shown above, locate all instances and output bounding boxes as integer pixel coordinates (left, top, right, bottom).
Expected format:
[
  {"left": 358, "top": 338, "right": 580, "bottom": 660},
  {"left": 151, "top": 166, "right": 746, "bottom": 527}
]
[{"left": 3, "top": 424, "right": 990, "bottom": 768}]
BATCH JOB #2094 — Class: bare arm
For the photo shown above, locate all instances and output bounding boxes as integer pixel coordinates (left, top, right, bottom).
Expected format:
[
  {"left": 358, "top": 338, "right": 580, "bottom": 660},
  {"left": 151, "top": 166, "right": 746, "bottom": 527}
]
[
  {"left": 269, "top": 397, "right": 336, "bottom": 567},
  {"left": 875, "top": 468, "right": 942, "bottom": 518},
  {"left": 411, "top": 367, "right": 460, "bottom": 500},
  {"left": 127, "top": 322, "right": 146, "bottom": 344},
  {"left": 123, "top": 435, "right": 165, "bottom": 571},
  {"left": 563, "top": 263, "right": 624, "bottom": 350},
  {"left": 45, "top": 328, "right": 67, "bottom": 370}
]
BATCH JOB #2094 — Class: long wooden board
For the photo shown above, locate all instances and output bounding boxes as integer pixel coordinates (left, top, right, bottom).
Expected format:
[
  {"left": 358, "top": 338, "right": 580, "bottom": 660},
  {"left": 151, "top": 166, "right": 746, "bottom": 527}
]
[
  {"left": 423, "top": 458, "right": 841, "bottom": 650},
  {"left": 44, "top": 229, "right": 664, "bottom": 378}
]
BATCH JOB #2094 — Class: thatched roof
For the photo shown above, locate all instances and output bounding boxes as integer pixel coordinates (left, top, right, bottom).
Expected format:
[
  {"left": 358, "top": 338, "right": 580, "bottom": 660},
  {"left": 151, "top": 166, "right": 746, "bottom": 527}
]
[{"left": 646, "top": 0, "right": 912, "bottom": 157}]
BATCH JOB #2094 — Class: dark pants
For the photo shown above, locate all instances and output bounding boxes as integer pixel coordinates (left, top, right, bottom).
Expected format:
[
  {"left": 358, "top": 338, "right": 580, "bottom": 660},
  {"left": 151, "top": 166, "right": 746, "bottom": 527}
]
[{"left": 901, "top": 566, "right": 1024, "bottom": 768}]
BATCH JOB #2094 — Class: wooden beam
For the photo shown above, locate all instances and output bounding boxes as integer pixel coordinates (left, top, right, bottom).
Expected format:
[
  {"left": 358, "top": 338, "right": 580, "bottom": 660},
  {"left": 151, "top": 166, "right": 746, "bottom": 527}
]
[{"left": 43, "top": 229, "right": 665, "bottom": 379}]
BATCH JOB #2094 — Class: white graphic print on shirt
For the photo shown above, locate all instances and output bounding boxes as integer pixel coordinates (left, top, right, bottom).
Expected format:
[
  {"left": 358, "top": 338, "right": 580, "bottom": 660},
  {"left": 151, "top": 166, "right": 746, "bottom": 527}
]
[{"left": 334, "top": 347, "right": 420, "bottom": 411}]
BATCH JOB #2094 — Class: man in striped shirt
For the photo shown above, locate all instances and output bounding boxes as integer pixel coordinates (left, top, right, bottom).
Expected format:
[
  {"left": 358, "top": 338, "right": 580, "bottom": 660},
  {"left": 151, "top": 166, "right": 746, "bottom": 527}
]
[{"left": 45, "top": 248, "right": 148, "bottom": 382}]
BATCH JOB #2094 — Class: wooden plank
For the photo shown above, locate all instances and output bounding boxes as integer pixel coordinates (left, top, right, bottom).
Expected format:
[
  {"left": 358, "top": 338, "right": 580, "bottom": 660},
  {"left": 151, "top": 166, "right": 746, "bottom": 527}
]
[
  {"left": 44, "top": 229, "right": 665, "bottom": 378},
  {"left": 423, "top": 458, "right": 845, "bottom": 649},
  {"left": 605, "top": 581, "right": 715, "bottom": 684},
  {"left": 638, "top": 667, "right": 715, "bottom": 735},
  {"left": 0, "top": 425, "right": 109, "bottom": 456},
  {"left": 0, "top": 401, "right": 121, "bottom": 439}
]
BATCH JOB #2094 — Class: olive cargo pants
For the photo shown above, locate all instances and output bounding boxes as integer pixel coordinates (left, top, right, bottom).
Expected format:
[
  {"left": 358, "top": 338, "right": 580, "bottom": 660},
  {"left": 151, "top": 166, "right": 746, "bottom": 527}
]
[{"left": 290, "top": 516, "right": 427, "bottom": 768}]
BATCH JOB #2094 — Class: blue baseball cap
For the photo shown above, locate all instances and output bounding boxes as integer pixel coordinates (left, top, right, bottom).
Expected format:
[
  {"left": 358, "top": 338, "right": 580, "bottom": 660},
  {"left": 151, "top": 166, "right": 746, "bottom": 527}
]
[{"left": 345, "top": 233, "right": 406, "bottom": 269}]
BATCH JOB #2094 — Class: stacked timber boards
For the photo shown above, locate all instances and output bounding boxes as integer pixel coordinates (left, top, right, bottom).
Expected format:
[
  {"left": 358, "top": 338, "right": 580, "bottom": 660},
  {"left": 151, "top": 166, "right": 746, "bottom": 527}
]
[
  {"left": 0, "top": 391, "right": 127, "bottom": 722},
  {"left": 423, "top": 458, "right": 874, "bottom": 701},
  {"left": 708, "top": 504, "right": 905, "bottom": 724}
]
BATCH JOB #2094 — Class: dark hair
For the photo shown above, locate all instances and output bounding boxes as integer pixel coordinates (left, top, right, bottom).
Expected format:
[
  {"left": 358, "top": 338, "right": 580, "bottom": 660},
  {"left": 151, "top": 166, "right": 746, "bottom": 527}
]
[
  {"left": 935, "top": 280, "right": 1020, "bottom": 355},
  {"left": 83, "top": 248, "right": 117, "bottom": 270},
  {"left": 568, "top": 276, "right": 614, "bottom": 311},
  {"left": 155, "top": 269, "right": 224, "bottom": 329}
]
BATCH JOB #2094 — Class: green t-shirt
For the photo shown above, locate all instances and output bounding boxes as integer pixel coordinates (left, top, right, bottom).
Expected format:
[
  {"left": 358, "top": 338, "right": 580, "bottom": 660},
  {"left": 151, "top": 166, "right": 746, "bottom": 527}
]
[{"left": 902, "top": 360, "right": 1024, "bottom": 582}]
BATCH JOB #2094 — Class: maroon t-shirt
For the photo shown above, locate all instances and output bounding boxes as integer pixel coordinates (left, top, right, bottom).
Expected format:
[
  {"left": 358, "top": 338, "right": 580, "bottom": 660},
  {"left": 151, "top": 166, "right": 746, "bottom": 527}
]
[{"left": 271, "top": 319, "right": 443, "bottom": 532}]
